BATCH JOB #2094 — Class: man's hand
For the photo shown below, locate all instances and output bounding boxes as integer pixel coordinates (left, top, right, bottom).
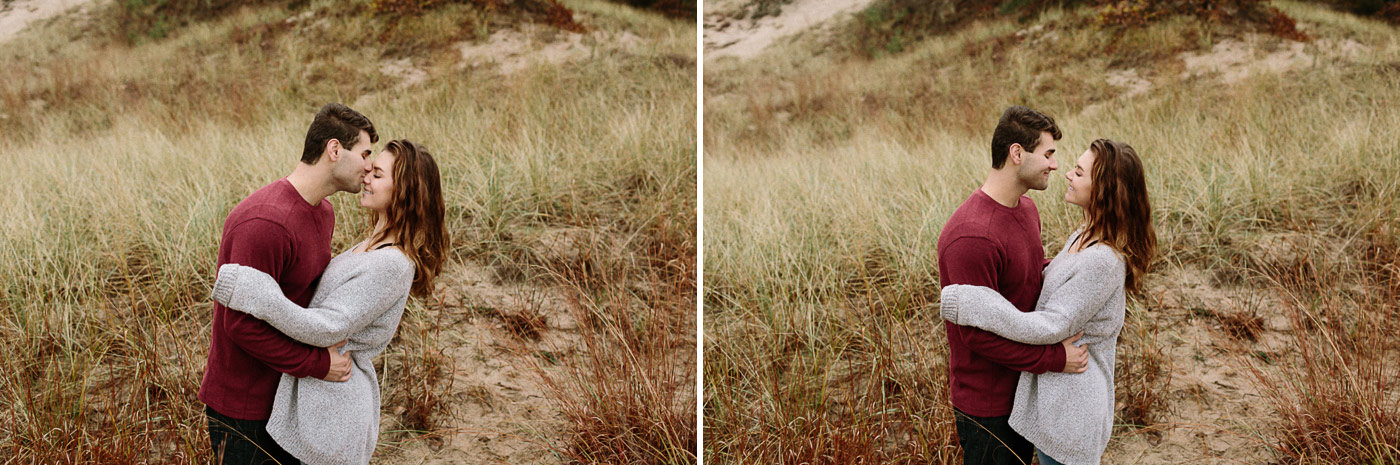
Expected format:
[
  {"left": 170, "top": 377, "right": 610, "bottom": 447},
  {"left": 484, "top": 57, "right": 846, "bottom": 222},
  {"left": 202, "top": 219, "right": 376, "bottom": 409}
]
[
  {"left": 320, "top": 340, "right": 353, "bottom": 382},
  {"left": 1059, "top": 332, "right": 1088, "bottom": 373}
]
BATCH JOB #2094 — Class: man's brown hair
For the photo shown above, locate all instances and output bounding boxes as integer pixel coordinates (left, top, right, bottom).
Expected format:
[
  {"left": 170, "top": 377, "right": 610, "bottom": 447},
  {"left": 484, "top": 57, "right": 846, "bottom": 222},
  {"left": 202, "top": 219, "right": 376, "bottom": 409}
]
[
  {"left": 301, "top": 103, "right": 378, "bottom": 164},
  {"left": 990, "top": 106, "right": 1061, "bottom": 169}
]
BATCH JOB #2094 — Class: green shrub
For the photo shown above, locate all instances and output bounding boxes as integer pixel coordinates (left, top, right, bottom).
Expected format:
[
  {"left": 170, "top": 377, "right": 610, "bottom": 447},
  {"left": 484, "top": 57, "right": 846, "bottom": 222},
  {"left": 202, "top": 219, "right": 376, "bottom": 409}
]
[
  {"left": 113, "top": 0, "right": 283, "bottom": 43},
  {"left": 1096, "top": 0, "right": 1307, "bottom": 40},
  {"left": 370, "top": 0, "right": 584, "bottom": 32},
  {"left": 611, "top": 0, "right": 694, "bottom": 19},
  {"left": 1316, "top": 0, "right": 1400, "bottom": 23},
  {"left": 849, "top": 0, "right": 1309, "bottom": 58}
]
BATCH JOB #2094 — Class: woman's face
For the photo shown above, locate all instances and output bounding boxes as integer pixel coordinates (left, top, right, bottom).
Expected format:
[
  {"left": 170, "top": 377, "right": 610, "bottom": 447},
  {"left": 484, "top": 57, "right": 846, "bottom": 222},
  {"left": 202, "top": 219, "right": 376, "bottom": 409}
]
[
  {"left": 360, "top": 150, "right": 396, "bottom": 212},
  {"left": 1064, "top": 148, "right": 1095, "bottom": 207}
]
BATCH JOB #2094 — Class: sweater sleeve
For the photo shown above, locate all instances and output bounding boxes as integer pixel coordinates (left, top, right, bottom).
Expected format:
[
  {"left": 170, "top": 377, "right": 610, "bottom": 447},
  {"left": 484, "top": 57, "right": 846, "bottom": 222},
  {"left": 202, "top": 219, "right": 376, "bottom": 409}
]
[
  {"left": 218, "top": 219, "right": 329, "bottom": 379},
  {"left": 211, "top": 258, "right": 414, "bottom": 348},
  {"left": 941, "top": 249, "right": 1124, "bottom": 345},
  {"left": 939, "top": 236, "right": 1066, "bottom": 374}
]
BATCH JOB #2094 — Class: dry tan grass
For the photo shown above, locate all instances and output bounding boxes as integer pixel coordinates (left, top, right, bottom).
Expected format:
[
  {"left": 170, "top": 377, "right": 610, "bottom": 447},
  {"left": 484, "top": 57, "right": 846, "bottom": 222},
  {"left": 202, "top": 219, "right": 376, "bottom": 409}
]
[
  {"left": 704, "top": 1, "right": 1400, "bottom": 463},
  {"left": 0, "top": 0, "right": 696, "bottom": 462}
]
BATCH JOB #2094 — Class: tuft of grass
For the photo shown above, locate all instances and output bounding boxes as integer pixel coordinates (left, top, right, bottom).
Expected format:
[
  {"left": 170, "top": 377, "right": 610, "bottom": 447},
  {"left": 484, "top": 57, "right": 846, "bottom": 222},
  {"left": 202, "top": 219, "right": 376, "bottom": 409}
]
[
  {"left": 1114, "top": 297, "right": 1172, "bottom": 431},
  {"left": 1243, "top": 286, "right": 1400, "bottom": 463},
  {"left": 526, "top": 192, "right": 698, "bottom": 464}
]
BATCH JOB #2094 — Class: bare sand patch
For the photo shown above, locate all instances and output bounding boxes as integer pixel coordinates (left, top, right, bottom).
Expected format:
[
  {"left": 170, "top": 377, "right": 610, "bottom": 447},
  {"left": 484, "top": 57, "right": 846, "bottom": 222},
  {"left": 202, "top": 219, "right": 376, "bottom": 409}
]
[
  {"left": 1179, "top": 34, "right": 1320, "bottom": 84},
  {"left": 380, "top": 58, "right": 430, "bottom": 89},
  {"left": 374, "top": 257, "right": 582, "bottom": 465},
  {"left": 0, "top": 0, "right": 94, "bottom": 44},
  {"left": 454, "top": 26, "right": 645, "bottom": 75},
  {"left": 1104, "top": 265, "right": 1286, "bottom": 464},
  {"left": 703, "top": 0, "right": 878, "bottom": 61},
  {"left": 1105, "top": 68, "right": 1152, "bottom": 99}
]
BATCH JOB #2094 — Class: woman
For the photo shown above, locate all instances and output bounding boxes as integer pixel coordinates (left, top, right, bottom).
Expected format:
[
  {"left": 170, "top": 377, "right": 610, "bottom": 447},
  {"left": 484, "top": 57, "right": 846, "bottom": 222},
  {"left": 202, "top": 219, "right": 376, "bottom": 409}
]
[
  {"left": 210, "top": 139, "right": 448, "bottom": 465},
  {"left": 940, "top": 139, "right": 1156, "bottom": 465}
]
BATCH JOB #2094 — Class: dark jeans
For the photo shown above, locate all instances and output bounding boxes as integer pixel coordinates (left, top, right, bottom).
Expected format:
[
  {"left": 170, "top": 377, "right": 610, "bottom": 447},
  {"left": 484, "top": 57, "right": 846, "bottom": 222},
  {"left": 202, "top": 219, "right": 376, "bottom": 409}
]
[
  {"left": 205, "top": 406, "right": 298, "bottom": 465},
  {"left": 953, "top": 406, "right": 1034, "bottom": 465}
]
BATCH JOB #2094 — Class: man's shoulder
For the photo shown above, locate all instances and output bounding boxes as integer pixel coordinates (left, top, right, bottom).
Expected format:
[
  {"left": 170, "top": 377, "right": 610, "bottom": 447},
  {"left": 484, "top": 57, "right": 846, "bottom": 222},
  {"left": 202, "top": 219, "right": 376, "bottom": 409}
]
[
  {"left": 940, "top": 199, "right": 997, "bottom": 243},
  {"left": 225, "top": 181, "right": 300, "bottom": 232},
  {"left": 1018, "top": 194, "right": 1038, "bottom": 210},
  {"left": 229, "top": 194, "right": 295, "bottom": 225}
]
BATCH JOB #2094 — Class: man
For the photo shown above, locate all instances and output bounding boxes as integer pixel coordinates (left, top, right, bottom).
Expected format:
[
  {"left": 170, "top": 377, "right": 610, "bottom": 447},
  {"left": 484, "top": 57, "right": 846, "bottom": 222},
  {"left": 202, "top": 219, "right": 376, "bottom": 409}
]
[
  {"left": 200, "top": 102, "right": 377, "bottom": 464},
  {"left": 936, "top": 105, "right": 1090, "bottom": 465}
]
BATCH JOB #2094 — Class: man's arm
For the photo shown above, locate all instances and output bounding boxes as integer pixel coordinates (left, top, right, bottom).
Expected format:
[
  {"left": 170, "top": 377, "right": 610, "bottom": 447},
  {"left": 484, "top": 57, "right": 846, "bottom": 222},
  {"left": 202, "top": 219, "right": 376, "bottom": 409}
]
[
  {"left": 217, "top": 219, "right": 331, "bottom": 379},
  {"left": 940, "top": 249, "right": 1121, "bottom": 345},
  {"left": 940, "top": 236, "right": 1066, "bottom": 374},
  {"left": 211, "top": 260, "right": 413, "bottom": 348}
]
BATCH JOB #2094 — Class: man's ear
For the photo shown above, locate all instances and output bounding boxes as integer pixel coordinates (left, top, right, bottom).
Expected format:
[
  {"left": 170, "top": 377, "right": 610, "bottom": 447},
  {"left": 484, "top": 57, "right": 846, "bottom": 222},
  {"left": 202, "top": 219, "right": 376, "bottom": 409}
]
[
  {"left": 325, "top": 139, "right": 341, "bottom": 162},
  {"left": 1008, "top": 143, "right": 1023, "bottom": 166}
]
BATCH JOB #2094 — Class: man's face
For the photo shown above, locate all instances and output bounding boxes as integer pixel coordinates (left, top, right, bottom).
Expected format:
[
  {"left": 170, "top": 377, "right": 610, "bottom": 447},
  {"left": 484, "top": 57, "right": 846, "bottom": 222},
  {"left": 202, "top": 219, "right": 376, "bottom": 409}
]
[
  {"left": 1016, "top": 131, "right": 1058, "bottom": 191},
  {"left": 332, "top": 130, "right": 374, "bottom": 194}
]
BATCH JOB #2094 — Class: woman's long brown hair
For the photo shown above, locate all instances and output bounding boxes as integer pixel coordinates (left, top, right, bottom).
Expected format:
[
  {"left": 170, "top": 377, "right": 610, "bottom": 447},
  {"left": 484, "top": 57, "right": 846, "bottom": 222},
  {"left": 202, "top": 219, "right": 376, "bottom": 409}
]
[
  {"left": 370, "top": 139, "right": 448, "bottom": 298},
  {"left": 1075, "top": 138, "right": 1157, "bottom": 294}
]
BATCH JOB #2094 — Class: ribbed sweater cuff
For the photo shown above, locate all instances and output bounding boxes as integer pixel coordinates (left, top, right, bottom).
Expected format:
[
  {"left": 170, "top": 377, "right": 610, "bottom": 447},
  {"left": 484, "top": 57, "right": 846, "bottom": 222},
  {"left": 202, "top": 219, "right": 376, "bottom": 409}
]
[
  {"left": 939, "top": 286, "right": 961, "bottom": 324},
  {"left": 210, "top": 264, "right": 241, "bottom": 306}
]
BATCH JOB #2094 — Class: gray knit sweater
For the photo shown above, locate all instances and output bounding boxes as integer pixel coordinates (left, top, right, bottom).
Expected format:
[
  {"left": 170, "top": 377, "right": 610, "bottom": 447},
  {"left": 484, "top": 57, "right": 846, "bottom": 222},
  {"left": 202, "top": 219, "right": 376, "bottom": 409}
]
[
  {"left": 211, "top": 244, "right": 414, "bottom": 465},
  {"left": 940, "top": 230, "right": 1126, "bottom": 465}
]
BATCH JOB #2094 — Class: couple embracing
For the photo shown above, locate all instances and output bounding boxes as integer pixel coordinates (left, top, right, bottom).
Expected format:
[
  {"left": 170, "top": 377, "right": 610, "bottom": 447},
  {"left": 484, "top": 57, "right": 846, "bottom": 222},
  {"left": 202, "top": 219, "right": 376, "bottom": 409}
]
[
  {"left": 199, "top": 103, "right": 449, "bottom": 464},
  {"left": 937, "top": 106, "right": 1157, "bottom": 465}
]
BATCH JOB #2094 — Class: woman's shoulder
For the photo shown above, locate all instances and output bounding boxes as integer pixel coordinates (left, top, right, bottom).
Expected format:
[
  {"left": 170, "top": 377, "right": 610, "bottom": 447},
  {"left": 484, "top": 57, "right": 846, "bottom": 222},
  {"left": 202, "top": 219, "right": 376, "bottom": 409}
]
[
  {"left": 340, "top": 246, "right": 415, "bottom": 279},
  {"left": 372, "top": 247, "right": 415, "bottom": 273},
  {"left": 1077, "top": 244, "right": 1126, "bottom": 276}
]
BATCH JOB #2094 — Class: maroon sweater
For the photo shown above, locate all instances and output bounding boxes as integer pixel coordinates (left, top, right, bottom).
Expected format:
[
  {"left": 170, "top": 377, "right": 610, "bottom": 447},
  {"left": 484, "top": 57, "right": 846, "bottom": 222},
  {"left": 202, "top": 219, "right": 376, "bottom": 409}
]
[
  {"left": 199, "top": 178, "right": 334, "bottom": 420},
  {"left": 937, "top": 189, "right": 1066, "bottom": 417}
]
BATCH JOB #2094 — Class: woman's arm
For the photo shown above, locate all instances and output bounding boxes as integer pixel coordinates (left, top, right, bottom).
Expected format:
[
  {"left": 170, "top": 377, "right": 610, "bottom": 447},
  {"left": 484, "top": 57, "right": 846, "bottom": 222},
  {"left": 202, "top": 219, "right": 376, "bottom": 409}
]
[
  {"left": 940, "top": 250, "right": 1124, "bottom": 345},
  {"left": 210, "top": 259, "right": 413, "bottom": 348}
]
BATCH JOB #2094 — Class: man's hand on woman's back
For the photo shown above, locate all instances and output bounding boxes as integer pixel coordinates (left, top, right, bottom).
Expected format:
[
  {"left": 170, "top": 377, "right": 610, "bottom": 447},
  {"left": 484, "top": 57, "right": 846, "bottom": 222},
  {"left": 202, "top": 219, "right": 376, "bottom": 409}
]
[
  {"left": 1059, "top": 332, "right": 1089, "bottom": 373},
  {"left": 320, "top": 340, "right": 353, "bottom": 382}
]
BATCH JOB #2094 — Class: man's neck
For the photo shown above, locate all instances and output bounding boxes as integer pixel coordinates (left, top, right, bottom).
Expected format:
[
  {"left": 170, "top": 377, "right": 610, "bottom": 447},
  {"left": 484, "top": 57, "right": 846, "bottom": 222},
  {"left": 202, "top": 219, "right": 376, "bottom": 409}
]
[
  {"left": 286, "top": 164, "right": 334, "bottom": 206},
  {"left": 980, "top": 171, "right": 1028, "bottom": 208}
]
